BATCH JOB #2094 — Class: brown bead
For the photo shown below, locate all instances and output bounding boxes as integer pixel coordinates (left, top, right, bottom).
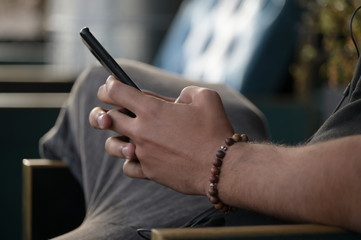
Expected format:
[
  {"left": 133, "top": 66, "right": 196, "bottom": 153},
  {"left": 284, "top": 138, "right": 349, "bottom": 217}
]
[
  {"left": 213, "top": 158, "right": 223, "bottom": 168},
  {"left": 208, "top": 188, "right": 218, "bottom": 196},
  {"left": 225, "top": 138, "right": 235, "bottom": 146},
  {"left": 232, "top": 133, "right": 241, "bottom": 142},
  {"left": 211, "top": 166, "right": 220, "bottom": 175},
  {"left": 214, "top": 202, "right": 224, "bottom": 209},
  {"left": 209, "top": 196, "right": 220, "bottom": 204},
  {"left": 241, "top": 134, "right": 249, "bottom": 142},
  {"left": 216, "top": 150, "right": 225, "bottom": 159},
  {"left": 209, "top": 175, "right": 219, "bottom": 183}
]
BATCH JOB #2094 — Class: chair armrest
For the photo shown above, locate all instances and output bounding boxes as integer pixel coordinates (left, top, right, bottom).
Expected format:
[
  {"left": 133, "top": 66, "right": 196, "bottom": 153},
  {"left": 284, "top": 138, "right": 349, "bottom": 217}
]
[
  {"left": 152, "top": 223, "right": 357, "bottom": 240},
  {"left": 23, "top": 159, "right": 85, "bottom": 240}
]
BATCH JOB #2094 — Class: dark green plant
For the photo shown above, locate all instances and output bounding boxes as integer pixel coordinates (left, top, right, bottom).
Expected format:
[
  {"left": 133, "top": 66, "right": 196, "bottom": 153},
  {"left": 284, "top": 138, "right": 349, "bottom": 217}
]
[{"left": 292, "top": 0, "right": 361, "bottom": 95}]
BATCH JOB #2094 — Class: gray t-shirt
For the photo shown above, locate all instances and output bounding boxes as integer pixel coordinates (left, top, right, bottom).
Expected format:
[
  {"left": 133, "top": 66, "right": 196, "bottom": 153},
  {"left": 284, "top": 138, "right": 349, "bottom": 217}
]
[{"left": 310, "top": 57, "right": 361, "bottom": 143}]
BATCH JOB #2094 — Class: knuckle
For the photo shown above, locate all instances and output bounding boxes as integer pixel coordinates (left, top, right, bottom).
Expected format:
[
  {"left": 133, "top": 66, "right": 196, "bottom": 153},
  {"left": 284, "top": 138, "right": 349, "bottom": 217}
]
[
  {"left": 181, "top": 85, "right": 198, "bottom": 94},
  {"left": 199, "top": 87, "right": 218, "bottom": 98},
  {"left": 199, "top": 88, "right": 222, "bottom": 105},
  {"left": 138, "top": 97, "right": 162, "bottom": 119},
  {"left": 131, "top": 123, "right": 147, "bottom": 142}
]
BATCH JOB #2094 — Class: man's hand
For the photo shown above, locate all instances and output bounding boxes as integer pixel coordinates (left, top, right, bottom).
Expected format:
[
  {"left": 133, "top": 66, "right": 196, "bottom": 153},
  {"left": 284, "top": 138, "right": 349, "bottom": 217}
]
[{"left": 89, "top": 76, "right": 234, "bottom": 195}]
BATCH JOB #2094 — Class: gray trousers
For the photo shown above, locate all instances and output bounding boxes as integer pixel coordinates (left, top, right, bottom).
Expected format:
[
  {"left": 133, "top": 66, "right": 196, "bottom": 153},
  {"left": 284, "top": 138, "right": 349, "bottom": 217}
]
[{"left": 40, "top": 60, "right": 279, "bottom": 240}]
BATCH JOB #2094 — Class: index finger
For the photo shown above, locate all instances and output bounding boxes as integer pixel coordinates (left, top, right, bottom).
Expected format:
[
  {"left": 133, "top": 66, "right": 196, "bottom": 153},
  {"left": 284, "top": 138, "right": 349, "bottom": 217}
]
[{"left": 98, "top": 76, "right": 148, "bottom": 114}]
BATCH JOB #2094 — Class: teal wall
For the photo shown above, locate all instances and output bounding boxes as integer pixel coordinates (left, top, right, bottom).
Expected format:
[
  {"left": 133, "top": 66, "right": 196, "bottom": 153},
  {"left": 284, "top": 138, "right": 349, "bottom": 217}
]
[
  {"left": 0, "top": 108, "right": 60, "bottom": 239},
  {"left": 252, "top": 96, "right": 322, "bottom": 145}
]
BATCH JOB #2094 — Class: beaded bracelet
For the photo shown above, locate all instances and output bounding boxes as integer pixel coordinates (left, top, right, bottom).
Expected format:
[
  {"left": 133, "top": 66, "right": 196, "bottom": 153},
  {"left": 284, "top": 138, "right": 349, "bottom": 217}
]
[{"left": 207, "top": 133, "right": 249, "bottom": 212}]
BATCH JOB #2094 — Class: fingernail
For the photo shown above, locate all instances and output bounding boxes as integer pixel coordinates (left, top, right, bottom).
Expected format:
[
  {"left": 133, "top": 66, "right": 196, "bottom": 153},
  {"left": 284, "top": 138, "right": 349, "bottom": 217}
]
[
  {"left": 97, "top": 112, "right": 106, "bottom": 129},
  {"left": 122, "top": 145, "right": 131, "bottom": 159}
]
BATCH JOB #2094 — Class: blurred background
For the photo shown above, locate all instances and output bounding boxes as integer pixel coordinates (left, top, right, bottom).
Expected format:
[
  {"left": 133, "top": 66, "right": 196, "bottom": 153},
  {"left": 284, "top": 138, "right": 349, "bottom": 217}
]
[{"left": 1, "top": 0, "right": 361, "bottom": 239}]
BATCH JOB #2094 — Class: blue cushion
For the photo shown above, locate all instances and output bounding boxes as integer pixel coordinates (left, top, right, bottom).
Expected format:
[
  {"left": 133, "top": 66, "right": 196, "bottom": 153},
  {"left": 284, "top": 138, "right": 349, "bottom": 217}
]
[{"left": 154, "top": 0, "right": 301, "bottom": 95}]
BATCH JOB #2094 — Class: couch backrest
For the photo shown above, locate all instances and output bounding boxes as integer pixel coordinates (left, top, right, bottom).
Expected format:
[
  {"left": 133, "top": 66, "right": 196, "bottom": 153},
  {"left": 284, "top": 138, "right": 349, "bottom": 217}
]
[{"left": 154, "top": 0, "right": 301, "bottom": 95}]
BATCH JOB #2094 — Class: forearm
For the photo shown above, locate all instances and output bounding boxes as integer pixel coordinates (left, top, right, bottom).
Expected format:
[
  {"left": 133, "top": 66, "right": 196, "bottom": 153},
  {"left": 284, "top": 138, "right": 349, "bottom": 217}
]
[{"left": 218, "top": 135, "right": 361, "bottom": 232}]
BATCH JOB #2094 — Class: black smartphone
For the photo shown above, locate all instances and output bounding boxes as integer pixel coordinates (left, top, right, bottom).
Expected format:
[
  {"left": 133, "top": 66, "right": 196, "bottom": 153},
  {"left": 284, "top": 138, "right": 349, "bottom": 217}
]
[{"left": 80, "top": 27, "right": 140, "bottom": 90}]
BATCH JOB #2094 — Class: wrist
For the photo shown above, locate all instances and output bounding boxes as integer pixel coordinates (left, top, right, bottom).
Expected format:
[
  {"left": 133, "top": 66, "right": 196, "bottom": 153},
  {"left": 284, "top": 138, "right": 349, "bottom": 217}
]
[
  {"left": 206, "top": 133, "right": 249, "bottom": 212},
  {"left": 215, "top": 141, "right": 250, "bottom": 208}
]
